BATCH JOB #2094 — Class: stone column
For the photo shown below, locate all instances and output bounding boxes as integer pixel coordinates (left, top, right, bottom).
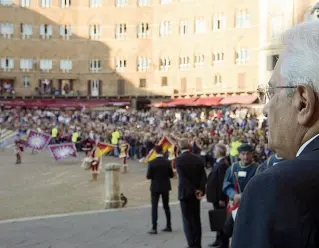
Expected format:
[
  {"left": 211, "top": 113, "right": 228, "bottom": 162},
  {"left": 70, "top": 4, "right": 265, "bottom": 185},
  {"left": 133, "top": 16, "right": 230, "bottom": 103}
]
[{"left": 104, "top": 163, "right": 122, "bottom": 209}]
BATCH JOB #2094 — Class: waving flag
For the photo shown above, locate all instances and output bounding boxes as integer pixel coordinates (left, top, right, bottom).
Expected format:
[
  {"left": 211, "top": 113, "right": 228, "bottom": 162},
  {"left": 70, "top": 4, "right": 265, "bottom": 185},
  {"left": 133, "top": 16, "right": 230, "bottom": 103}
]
[
  {"left": 145, "top": 136, "right": 173, "bottom": 163},
  {"left": 48, "top": 143, "right": 77, "bottom": 161},
  {"left": 26, "top": 130, "right": 51, "bottom": 150},
  {"left": 0, "top": 129, "right": 19, "bottom": 148},
  {"left": 96, "top": 142, "right": 115, "bottom": 157}
]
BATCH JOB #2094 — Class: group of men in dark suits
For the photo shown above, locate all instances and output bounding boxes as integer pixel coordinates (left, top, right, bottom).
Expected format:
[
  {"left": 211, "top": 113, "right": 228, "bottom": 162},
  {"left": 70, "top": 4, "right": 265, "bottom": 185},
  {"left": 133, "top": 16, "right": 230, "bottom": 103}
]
[
  {"left": 146, "top": 139, "right": 207, "bottom": 248},
  {"left": 146, "top": 137, "right": 286, "bottom": 248}
]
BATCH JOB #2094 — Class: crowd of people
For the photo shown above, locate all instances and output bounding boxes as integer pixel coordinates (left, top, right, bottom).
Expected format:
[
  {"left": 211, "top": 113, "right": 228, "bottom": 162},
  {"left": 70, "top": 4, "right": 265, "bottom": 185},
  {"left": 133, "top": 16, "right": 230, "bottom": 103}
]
[
  {"left": 0, "top": 106, "right": 269, "bottom": 166},
  {"left": 1, "top": 105, "right": 275, "bottom": 248}
]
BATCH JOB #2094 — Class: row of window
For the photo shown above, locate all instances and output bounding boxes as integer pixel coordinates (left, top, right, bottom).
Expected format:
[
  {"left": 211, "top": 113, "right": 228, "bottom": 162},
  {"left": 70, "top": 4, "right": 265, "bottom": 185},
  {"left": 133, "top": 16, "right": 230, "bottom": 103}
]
[
  {"left": 0, "top": 52, "right": 249, "bottom": 73},
  {"left": 0, "top": 13, "right": 249, "bottom": 41},
  {"left": 19, "top": 75, "right": 224, "bottom": 90}
]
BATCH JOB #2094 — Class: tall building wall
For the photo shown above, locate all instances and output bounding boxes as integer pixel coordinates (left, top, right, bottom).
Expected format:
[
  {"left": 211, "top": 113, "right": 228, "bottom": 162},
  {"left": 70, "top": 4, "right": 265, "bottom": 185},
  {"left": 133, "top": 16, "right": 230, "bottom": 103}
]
[{"left": 3, "top": 0, "right": 314, "bottom": 98}]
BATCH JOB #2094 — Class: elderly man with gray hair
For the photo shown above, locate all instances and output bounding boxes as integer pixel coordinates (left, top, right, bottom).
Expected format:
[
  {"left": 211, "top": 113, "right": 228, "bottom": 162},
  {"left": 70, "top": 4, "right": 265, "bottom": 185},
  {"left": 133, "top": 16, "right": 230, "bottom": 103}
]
[
  {"left": 232, "top": 20, "right": 319, "bottom": 248},
  {"left": 175, "top": 138, "right": 207, "bottom": 248}
]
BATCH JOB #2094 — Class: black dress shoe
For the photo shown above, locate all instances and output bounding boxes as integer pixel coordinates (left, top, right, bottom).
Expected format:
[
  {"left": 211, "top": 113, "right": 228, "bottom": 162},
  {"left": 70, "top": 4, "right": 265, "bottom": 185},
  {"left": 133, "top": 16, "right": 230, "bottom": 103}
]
[
  {"left": 162, "top": 227, "right": 172, "bottom": 232},
  {"left": 148, "top": 229, "right": 157, "bottom": 234},
  {"left": 216, "top": 241, "right": 229, "bottom": 248},
  {"left": 208, "top": 240, "right": 220, "bottom": 247}
]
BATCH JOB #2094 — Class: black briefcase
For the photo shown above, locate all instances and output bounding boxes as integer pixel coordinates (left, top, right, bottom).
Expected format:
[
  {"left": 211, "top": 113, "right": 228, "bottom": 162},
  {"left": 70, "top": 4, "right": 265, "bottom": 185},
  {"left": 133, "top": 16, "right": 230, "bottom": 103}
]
[{"left": 208, "top": 209, "right": 227, "bottom": 231}]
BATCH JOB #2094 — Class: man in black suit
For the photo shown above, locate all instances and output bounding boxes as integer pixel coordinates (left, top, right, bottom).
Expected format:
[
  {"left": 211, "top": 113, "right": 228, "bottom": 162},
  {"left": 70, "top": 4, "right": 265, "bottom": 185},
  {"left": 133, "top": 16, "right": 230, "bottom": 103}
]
[
  {"left": 175, "top": 139, "right": 207, "bottom": 248},
  {"left": 206, "top": 144, "right": 229, "bottom": 247},
  {"left": 146, "top": 145, "right": 174, "bottom": 234},
  {"left": 232, "top": 21, "right": 319, "bottom": 248}
]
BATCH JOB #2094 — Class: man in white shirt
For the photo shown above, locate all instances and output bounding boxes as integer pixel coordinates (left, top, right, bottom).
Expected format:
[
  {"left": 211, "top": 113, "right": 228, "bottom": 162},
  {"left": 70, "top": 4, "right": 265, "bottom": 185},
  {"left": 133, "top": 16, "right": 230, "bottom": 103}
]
[{"left": 232, "top": 20, "right": 319, "bottom": 248}]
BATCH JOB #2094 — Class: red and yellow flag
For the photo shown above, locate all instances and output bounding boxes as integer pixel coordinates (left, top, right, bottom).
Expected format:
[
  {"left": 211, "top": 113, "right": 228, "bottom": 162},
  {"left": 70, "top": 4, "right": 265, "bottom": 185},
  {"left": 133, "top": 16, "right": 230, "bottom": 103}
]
[
  {"left": 145, "top": 136, "right": 173, "bottom": 163},
  {"left": 96, "top": 142, "right": 115, "bottom": 157}
]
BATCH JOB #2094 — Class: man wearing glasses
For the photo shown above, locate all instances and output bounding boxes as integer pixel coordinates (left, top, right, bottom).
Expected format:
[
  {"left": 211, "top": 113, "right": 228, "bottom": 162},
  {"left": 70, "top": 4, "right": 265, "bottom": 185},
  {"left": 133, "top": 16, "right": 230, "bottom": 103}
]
[{"left": 232, "top": 21, "right": 319, "bottom": 248}]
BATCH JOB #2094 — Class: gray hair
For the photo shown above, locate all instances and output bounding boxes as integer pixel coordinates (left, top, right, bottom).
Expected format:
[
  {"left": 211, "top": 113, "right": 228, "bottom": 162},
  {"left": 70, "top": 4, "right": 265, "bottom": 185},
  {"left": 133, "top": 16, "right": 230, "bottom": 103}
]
[{"left": 280, "top": 20, "right": 319, "bottom": 93}]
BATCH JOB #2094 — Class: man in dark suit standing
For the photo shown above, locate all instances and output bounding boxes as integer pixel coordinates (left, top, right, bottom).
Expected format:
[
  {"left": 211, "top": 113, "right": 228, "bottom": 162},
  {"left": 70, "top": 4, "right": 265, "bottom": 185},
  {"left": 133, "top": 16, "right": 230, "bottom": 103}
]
[
  {"left": 146, "top": 145, "right": 174, "bottom": 234},
  {"left": 206, "top": 144, "right": 229, "bottom": 247},
  {"left": 175, "top": 139, "right": 207, "bottom": 248},
  {"left": 232, "top": 21, "right": 319, "bottom": 248}
]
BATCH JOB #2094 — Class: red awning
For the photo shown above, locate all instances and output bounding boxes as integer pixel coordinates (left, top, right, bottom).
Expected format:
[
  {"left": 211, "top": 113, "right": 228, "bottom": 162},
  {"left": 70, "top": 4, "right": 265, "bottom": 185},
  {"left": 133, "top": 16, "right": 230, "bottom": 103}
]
[
  {"left": 219, "top": 95, "right": 258, "bottom": 105},
  {"left": 151, "top": 102, "right": 168, "bottom": 108},
  {"left": 0, "top": 99, "right": 131, "bottom": 109},
  {"left": 194, "top": 97, "right": 223, "bottom": 106},
  {"left": 166, "top": 98, "right": 198, "bottom": 107}
]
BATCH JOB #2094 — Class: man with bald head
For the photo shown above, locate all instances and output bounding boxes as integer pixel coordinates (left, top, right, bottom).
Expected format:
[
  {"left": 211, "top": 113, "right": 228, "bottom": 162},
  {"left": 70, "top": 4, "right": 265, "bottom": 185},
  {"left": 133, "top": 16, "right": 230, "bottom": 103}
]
[
  {"left": 232, "top": 20, "right": 319, "bottom": 248},
  {"left": 175, "top": 138, "right": 207, "bottom": 248}
]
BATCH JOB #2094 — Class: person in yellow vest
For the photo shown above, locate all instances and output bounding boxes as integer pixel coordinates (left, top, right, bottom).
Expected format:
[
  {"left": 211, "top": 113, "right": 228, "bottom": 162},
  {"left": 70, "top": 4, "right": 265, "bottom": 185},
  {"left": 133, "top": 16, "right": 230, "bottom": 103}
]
[
  {"left": 51, "top": 126, "right": 58, "bottom": 144},
  {"left": 72, "top": 129, "right": 80, "bottom": 151},
  {"left": 111, "top": 129, "right": 121, "bottom": 156},
  {"left": 229, "top": 136, "right": 241, "bottom": 164}
]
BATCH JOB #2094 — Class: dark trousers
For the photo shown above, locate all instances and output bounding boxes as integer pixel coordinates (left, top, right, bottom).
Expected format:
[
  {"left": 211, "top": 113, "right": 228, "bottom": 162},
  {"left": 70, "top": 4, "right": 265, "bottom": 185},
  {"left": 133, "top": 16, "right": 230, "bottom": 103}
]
[
  {"left": 213, "top": 202, "right": 226, "bottom": 242},
  {"left": 219, "top": 213, "right": 234, "bottom": 247},
  {"left": 151, "top": 191, "right": 171, "bottom": 230},
  {"left": 180, "top": 198, "right": 202, "bottom": 248}
]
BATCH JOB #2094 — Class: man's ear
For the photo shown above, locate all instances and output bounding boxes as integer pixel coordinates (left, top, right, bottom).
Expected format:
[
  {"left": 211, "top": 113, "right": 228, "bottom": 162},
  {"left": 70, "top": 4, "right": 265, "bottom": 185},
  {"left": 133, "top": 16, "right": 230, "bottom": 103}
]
[{"left": 295, "top": 85, "right": 316, "bottom": 126}]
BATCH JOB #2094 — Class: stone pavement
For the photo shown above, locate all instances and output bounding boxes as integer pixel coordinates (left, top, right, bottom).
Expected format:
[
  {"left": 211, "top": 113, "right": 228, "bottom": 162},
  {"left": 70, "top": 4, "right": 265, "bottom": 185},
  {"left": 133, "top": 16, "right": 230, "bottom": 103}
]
[
  {"left": 0, "top": 202, "right": 215, "bottom": 248},
  {"left": 0, "top": 150, "right": 178, "bottom": 220}
]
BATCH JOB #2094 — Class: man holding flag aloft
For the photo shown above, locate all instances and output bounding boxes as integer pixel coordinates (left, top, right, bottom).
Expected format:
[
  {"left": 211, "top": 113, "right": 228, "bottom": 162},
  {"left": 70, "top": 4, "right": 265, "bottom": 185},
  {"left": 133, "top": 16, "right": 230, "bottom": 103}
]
[
  {"left": 82, "top": 141, "right": 115, "bottom": 181},
  {"left": 217, "top": 143, "right": 258, "bottom": 248}
]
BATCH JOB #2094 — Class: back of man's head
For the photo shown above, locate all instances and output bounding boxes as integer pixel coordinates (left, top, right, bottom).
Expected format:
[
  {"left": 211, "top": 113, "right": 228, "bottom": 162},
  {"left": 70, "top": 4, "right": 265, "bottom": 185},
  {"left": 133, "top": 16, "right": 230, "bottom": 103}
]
[
  {"left": 179, "top": 138, "right": 190, "bottom": 150},
  {"left": 155, "top": 145, "right": 163, "bottom": 154},
  {"left": 216, "top": 144, "right": 227, "bottom": 157}
]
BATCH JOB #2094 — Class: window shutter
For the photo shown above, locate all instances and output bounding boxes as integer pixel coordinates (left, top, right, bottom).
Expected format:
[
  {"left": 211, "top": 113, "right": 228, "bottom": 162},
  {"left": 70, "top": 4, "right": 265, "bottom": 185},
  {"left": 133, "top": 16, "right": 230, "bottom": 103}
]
[
  {"left": 99, "top": 80, "right": 102, "bottom": 96},
  {"left": 28, "top": 25, "right": 33, "bottom": 35},
  {"left": 8, "top": 59, "right": 14, "bottom": 69},
  {"left": 70, "top": 80, "right": 73, "bottom": 91},
  {"left": 48, "top": 25, "right": 52, "bottom": 35},
  {"left": 60, "top": 25, "right": 64, "bottom": 36},
  {"left": 58, "top": 79, "right": 62, "bottom": 92},
  {"left": 40, "top": 25, "right": 44, "bottom": 35},
  {"left": 88, "top": 80, "right": 91, "bottom": 96}
]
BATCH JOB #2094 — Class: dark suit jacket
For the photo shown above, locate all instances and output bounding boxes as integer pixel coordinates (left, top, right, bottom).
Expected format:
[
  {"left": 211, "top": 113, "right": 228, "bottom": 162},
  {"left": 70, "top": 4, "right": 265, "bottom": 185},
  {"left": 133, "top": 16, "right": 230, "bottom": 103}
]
[
  {"left": 206, "top": 157, "right": 229, "bottom": 203},
  {"left": 232, "top": 136, "right": 319, "bottom": 248},
  {"left": 175, "top": 151, "right": 207, "bottom": 201},
  {"left": 146, "top": 156, "right": 174, "bottom": 193}
]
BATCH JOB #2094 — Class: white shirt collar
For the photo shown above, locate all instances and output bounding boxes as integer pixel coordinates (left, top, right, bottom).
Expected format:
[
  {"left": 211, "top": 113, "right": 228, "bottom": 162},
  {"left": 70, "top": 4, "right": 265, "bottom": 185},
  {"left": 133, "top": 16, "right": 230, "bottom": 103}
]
[
  {"left": 156, "top": 154, "right": 163, "bottom": 158},
  {"left": 216, "top": 157, "right": 225, "bottom": 163},
  {"left": 181, "top": 149, "right": 189, "bottom": 154},
  {"left": 296, "top": 134, "right": 319, "bottom": 157}
]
